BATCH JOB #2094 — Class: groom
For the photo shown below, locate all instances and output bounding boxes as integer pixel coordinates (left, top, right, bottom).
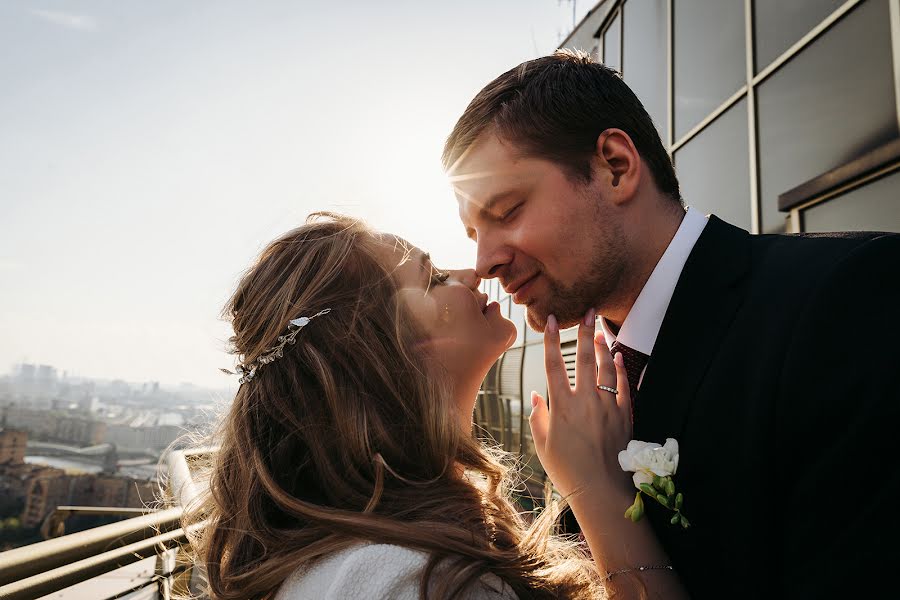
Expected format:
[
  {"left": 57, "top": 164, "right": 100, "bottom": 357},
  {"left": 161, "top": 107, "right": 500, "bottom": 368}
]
[{"left": 443, "top": 51, "right": 899, "bottom": 598}]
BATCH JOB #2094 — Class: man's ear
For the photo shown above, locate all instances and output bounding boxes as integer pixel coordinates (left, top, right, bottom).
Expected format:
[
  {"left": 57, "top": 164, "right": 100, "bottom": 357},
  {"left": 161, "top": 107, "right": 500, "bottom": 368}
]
[{"left": 594, "top": 129, "right": 641, "bottom": 205}]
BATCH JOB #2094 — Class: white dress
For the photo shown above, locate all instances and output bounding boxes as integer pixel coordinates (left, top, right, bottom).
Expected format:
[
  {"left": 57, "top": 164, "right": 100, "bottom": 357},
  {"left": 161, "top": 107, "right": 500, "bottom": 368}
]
[{"left": 274, "top": 542, "right": 519, "bottom": 599}]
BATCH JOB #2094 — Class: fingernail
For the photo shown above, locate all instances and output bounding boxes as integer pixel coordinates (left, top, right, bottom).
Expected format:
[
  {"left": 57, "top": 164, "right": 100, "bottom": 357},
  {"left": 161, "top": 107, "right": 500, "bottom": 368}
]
[
  {"left": 583, "top": 307, "right": 596, "bottom": 327},
  {"left": 614, "top": 352, "right": 624, "bottom": 367},
  {"left": 547, "top": 314, "right": 558, "bottom": 333},
  {"left": 531, "top": 391, "right": 539, "bottom": 407}
]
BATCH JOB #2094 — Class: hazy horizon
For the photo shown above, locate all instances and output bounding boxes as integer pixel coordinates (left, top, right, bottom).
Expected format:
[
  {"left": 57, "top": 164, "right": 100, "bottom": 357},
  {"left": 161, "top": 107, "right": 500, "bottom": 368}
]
[{"left": 1, "top": 1, "right": 593, "bottom": 388}]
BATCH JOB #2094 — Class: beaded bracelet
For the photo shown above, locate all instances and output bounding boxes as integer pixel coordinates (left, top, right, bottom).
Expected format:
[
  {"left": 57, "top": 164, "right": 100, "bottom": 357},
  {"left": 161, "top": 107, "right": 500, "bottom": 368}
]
[{"left": 602, "top": 564, "right": 674, "bottom": 581}]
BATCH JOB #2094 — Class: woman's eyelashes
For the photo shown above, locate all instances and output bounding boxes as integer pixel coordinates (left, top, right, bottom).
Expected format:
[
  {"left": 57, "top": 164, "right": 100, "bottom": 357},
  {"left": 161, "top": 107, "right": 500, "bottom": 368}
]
[{"left": 430, "top": 269, "right": 450, "bottom": 286}]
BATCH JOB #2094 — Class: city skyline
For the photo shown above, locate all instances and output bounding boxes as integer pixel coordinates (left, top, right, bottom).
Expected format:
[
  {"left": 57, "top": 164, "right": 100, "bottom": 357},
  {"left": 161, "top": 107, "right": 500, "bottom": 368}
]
[{"left": 0, "top": 1, "right": 593, "bottom": 388}]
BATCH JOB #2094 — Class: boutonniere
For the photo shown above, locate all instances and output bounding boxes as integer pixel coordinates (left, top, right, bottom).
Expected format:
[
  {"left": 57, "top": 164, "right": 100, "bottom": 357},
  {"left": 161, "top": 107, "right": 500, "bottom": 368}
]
[{"left": 618, "top": 438, "right": 690, "bottom": 528}]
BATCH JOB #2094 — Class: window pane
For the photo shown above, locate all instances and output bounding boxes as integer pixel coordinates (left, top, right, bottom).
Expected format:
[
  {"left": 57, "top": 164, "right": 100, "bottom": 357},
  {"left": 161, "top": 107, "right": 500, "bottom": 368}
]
[
  {"left": 754, "top": 0, "right": 844, "bottom": 72},
  {"left": 674, "top": 0, "right": 745, "bottom": 140},
  {"left": 757, "top": 0, "right": 897, "bottom": 233},
  {"left": 622, "top": 0, "right": 668, "bottom": 142},
  {"left": 603, "top": 12, "right": 621, "bottom": 73},
  {"left": 674, "top": 98, "right": 751, "bottom": 230},
  {"left": 802, "top": 169, "right": 900, "bottom": 233}
]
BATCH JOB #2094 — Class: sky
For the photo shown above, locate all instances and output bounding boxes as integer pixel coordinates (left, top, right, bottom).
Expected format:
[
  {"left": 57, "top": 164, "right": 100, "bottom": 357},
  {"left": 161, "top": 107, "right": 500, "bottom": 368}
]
[{"left": 0, "top": 0, "right": 596, "bottom": 388}]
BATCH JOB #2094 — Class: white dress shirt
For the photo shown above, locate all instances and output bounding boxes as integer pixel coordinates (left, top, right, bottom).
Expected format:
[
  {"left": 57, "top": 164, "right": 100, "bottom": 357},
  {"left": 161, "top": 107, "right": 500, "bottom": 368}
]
[{"left": 599, "top": 207, "right": 708, "bottom": 389}]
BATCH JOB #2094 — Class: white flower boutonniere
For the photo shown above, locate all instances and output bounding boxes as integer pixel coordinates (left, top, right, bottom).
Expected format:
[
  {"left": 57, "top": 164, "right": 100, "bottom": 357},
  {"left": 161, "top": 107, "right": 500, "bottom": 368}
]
[{"left": 618, "top": 438, "right": 690, "bottom": 528}]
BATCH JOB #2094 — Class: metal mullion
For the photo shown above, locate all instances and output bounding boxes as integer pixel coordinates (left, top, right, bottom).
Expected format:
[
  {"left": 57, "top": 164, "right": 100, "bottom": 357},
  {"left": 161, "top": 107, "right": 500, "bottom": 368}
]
[
  {"left": 890, "top": 0, "right": 900, "bottom": 133},
  {"left": 751, "top": 0, "right": 863, "bottom": 88},
  {"left": 666, "top": 0, "right": 674, "bottom": 152},
  {"left": 745, "top": 0, "right": 761, "bottom": 234},
  {"left": 620, "top": 1, "right": 625, "bottom": 77},
  {"left": 787, "top": 160, "right": 900, "bottom": 215}
]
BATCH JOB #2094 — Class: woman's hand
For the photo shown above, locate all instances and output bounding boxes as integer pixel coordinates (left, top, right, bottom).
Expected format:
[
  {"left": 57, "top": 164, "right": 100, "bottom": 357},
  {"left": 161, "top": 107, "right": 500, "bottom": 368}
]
[
  {"left": 530, "top": 310, "right": 689, "bottom": 598},
  {"left": 529, "top": 309, "right": 633, "bottom": 503}
]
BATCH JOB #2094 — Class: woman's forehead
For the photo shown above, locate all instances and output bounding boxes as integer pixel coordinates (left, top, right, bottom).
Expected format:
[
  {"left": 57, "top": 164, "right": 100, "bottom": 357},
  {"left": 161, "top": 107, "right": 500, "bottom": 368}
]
[
  {"left": 378, "top": 234, "right": 425, "bottom": 266},
  {"left": 374, "top": 234, "right": 429, "bottom": 288}
]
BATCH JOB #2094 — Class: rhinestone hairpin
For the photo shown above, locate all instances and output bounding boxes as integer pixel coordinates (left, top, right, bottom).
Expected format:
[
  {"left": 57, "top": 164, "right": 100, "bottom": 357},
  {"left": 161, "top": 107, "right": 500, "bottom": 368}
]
[{"left": 221, "top": 308, "right": 331, "bottom": 384}]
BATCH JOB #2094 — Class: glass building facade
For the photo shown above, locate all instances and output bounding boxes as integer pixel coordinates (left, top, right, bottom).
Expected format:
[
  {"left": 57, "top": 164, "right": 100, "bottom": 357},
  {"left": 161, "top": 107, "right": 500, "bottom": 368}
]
[{"left": 474, "top": 0, "right": 900, "bottom": 500}]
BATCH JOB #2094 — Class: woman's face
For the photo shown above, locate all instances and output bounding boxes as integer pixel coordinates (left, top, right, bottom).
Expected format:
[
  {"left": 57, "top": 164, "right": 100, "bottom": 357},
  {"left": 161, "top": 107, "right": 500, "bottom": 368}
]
[{"left": 379, "top": 238, "right": 516, "bottom": 415}]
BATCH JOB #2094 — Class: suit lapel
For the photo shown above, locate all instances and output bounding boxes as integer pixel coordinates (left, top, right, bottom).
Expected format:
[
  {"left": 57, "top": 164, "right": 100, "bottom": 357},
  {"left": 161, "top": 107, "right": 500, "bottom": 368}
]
[{"left": 634, "top": 216, "right": 751, "bottom": 444}]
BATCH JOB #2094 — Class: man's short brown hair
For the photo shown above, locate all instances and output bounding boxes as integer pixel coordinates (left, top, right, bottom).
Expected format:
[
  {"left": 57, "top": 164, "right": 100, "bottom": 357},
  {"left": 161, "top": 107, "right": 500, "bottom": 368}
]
[{"left": 443, "top": 49, "right": 681, "bottom": 203}]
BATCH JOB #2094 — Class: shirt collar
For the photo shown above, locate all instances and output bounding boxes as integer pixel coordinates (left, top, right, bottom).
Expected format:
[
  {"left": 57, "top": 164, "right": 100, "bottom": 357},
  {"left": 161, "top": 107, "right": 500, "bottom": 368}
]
[{"left": 600, "top": 207, "right": 708, "bottom": 355}]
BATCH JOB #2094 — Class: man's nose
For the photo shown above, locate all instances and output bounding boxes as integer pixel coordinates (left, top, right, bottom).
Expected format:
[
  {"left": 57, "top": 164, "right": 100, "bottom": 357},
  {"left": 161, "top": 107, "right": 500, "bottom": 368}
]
[
  {"left": 474, "top": 239, "right": 513, "bottom": 280},
  {"left": 450, "top": 268, "right": 481, "bottom": 290}
]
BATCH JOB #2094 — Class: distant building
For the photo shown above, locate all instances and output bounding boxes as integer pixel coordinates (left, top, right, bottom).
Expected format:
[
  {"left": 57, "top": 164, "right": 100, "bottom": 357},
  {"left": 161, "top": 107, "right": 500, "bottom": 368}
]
[
  {"left": 53, "top": 416, "right": 107, "bottom": 446},
  {"left": 0, "top": 429, "right": 27, "bottom": 465},
  {"left": 1, "top": 463, "right": 157, "bottom": 528},
  {"left": 3, "top": 406, "right": 107, "bottom": 446},
  {"left": 3, "top": 406, "right": 56, "bottom": 439},
  {"left": 20, "top": 466, "right": 70, "bottom": 527},
  {"left": 105, "top": 424, "right": 182, "bottom": 452}
]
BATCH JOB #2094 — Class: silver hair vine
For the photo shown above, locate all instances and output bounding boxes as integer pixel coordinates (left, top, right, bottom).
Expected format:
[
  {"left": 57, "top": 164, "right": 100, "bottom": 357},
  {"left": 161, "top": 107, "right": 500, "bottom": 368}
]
[{"left": 221, "top": 308, "right": 331, "bottom": 384}]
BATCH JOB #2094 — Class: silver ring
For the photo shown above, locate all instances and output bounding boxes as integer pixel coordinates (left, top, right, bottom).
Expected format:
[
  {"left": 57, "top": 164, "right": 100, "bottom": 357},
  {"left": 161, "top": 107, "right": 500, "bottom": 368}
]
[{"left": 597, "top": 384, "right": 618, "bottom": 395}]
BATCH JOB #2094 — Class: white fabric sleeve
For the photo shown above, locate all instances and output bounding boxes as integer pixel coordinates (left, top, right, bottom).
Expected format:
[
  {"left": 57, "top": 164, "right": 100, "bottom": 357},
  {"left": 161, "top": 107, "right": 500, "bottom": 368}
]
[{"left": 275, "top": 543, "right": 518, "bottom": 600}]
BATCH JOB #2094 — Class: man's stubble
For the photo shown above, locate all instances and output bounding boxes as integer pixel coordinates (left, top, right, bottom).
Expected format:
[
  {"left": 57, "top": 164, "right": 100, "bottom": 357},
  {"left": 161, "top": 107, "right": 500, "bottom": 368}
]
[{"left": 525, "top": 195, "right": 627, "bottom": 332}]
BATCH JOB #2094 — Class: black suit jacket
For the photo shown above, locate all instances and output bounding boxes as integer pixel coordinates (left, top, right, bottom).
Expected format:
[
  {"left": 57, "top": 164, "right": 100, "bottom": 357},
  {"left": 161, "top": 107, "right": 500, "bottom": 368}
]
[{"left": 636, "top": 216, "right": 900, "bottom": 598}]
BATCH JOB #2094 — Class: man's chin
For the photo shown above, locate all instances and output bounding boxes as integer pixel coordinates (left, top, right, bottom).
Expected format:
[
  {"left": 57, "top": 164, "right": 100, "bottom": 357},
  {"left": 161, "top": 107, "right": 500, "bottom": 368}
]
[
  {"left": 525, "top": 306, "right": 548, "bottom": 333},
  {"left": 526, "top": 304, "right": 587, "bottom": 332}
]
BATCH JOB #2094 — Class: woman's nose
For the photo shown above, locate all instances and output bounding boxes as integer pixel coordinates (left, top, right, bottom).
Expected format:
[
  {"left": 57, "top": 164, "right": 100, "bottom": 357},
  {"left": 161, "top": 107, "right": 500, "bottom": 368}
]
[{"left": 450, "top": 268, "right": 481, "bottom": 290}]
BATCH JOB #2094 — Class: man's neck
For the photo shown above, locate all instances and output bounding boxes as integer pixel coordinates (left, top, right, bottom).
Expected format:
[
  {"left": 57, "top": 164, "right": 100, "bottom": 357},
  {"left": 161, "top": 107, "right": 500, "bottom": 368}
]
[{"left": 603, "top": 205, "right": 686, "bottom": 326}]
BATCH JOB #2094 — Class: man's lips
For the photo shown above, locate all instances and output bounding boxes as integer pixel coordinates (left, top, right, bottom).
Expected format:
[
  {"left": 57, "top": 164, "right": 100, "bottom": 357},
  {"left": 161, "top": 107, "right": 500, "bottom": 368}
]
[{"left": 506, "top": 273, "right": 539, "bottom": 303}]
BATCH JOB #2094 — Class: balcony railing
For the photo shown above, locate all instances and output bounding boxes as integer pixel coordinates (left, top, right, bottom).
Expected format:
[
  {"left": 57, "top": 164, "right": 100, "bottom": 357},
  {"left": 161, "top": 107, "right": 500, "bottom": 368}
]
[{"left": 0, "top": 449, "right": 210, "bottom": 600}]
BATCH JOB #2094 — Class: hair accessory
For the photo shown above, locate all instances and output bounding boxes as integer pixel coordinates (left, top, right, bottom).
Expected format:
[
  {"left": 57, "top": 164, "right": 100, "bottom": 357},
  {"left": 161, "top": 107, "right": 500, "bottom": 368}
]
[{"left": 221, "top": 308, "right": 331, "bottom": 384}]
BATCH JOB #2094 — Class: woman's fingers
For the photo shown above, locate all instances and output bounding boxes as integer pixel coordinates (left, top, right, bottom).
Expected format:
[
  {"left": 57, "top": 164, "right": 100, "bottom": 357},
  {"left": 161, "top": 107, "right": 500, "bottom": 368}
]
[
  {"left": 594, "top": 330, "right": 616, "bottom": 389},
  {"left": 574, "top": 308, "right": 597, "bottom": 392},
  {"left": 529, "top": 391, "right": 549, "bottom": 451},
  {"left": 613, "top": 351, "right": 633, "bottom": 416},
  {"left": 542, "top": 314, "right": 570, "bottom": 401}
]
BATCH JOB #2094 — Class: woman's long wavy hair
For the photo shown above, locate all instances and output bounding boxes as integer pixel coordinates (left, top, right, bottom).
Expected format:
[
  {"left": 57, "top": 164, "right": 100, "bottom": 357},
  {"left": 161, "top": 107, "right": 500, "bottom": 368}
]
[{"left": 180, "top": 212, "right": 604, "bottom": 599}]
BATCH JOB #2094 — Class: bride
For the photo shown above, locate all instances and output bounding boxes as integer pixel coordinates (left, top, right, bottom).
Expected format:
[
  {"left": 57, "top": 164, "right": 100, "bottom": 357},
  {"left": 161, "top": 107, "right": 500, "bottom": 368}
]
[{"left": 181, "top": 212, "right": 688, "bottom": 599}]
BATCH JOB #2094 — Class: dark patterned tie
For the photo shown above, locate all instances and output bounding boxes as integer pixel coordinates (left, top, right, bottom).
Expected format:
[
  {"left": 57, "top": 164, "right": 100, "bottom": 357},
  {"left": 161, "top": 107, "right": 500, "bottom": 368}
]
[{"left": 609, "top": 340, "right": 650, "bottom": 403}]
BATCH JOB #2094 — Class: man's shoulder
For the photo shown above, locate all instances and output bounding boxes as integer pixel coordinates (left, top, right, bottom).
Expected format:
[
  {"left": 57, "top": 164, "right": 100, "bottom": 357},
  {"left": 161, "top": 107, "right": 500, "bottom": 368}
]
[
  {"left": 751, "top": 226, "right": 889, "bottom": 256},
  {"left": 741, "top": 227, "right": 898, "bottom": 290}
]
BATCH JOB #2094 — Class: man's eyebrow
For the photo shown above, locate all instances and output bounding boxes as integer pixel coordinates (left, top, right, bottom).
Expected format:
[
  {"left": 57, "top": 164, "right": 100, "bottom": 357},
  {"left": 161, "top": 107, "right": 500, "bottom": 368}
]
[
  {"left": 462, "top": 191, "right": 520, "bottom": 241},
  {"left": 467, "top": 190, "right": 520, "bottom": 221}
]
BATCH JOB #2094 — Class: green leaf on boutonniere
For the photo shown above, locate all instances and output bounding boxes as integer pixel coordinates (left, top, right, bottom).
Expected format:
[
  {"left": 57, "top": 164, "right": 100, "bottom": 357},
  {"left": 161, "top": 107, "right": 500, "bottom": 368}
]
[
  {"left": 653, "top": 475, "right": 666, "bottom": 492},
  {"left": 670, "top": 513, "right": 681, "bottom": 525},
  {"left": 665, "top": 478, "right": 676, "bottom": 497},
  {"left": 656, "top": 495, "right": 670, "bottom": 509},
  {"left": 630, "top": 492, "right": 644, "bottom": 522},
  {"left": 675, "top": 493, "right": 684, "bottom": 510},
  {"left": 679, "top": 515, "right": 690, "bottom": 529},
  {"left": 639, "top": 483, "right": 657, "bottom": 498}
]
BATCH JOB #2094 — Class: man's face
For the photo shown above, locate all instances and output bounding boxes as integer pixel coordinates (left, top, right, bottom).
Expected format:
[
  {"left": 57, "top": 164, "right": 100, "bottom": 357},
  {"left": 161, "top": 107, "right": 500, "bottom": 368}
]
[{"left": 452, "top": 133, "right": 626, "bottom": 331}]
